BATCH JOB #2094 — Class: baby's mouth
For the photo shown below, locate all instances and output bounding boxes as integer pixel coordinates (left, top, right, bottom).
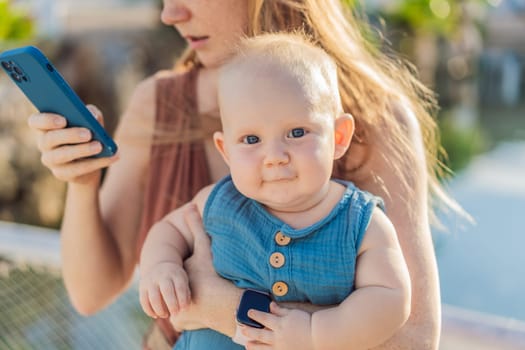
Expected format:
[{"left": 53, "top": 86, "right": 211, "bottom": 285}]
[{"left": 265, "top": 177, "right": 295, "bottom": 183}]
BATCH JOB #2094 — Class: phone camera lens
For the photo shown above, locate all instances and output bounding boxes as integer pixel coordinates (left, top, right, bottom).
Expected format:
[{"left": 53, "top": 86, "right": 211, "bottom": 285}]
[
  {"left": 11, "top": 73, "right": 22, "bottom": 83},
  {"left": 13, "top": 66, "right": 23, "bottom": 75},
  {"left": 1, "top": 61, "right": 13, "bottom": 71}
]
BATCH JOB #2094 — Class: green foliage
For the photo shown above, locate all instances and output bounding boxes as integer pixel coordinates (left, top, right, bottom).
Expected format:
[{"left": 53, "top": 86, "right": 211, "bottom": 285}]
[
  {"left": 439, "top": 114, "right": 489, "bottom": 173},
  {"left": 382, "top": 0, "right": 460, "bottom": 36},
  {"left": 0, "top": 0, "right": 34, "bottom": 47},
  {"left": 341, "top": 0, "right": 359, "bottom": 8},
  {"left": 344, "top": 0, "right": 490, "bottom": 37}
]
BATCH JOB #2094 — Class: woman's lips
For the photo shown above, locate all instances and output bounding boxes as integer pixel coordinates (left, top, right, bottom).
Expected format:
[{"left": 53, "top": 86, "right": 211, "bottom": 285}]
[{"left": 186, "top": 35, "right": 209, "bottom": 50}]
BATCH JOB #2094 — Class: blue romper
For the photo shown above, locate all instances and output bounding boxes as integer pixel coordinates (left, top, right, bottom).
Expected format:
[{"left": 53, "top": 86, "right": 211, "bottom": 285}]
[{"left": 174, "top": 175, "right": 384, "bottom": 349}]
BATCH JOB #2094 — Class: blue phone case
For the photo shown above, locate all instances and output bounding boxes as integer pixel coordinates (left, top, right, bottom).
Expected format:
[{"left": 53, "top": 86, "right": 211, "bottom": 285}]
[{"left": 0, "top": 46, "right": 117, "bottom": 157}]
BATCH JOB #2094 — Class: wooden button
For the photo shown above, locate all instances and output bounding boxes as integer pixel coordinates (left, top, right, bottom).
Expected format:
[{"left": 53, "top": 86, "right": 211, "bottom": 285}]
[
  {"left": 275, "top": 232, "right": 291, "bottom": 246},
  {"left": 269, "top": 252, "right": 285, "bottom": 268},
  {"left": 272, "top": 281, "right": 288, "bottom": 296}
]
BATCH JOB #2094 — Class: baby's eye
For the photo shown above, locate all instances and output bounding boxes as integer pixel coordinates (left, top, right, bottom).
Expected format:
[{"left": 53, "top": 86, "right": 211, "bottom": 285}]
[
  {"left": 242, "top": 135, "right": 260, "bottom": 144},
  {"left": 288, "top": 128, "right": 306, "bottom": 138}
]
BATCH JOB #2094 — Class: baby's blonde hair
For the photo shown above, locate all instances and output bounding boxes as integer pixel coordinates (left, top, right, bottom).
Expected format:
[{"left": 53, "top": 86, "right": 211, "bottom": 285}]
[{"left": 218, "top": 32, "right": 343, "bottom": 117}]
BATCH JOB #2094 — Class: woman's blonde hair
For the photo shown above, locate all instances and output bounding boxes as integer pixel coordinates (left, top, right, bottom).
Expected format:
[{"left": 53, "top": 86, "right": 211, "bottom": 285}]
[{"left": 176, "top": 0, "right": 465, "bottom": 224}]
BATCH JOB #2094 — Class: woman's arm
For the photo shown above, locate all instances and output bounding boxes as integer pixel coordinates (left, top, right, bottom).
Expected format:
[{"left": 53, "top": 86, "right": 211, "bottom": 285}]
[
  {"left": 357, "top": 106, "right": 441, "bottom": 349},
  {"left": 60, "top": 75, "right": 157, "bottom": 315}
]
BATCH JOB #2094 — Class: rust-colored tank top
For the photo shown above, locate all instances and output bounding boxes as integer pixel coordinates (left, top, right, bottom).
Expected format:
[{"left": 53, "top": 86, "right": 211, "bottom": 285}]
[
  {"left": 138, "top": 68, "right": 217, "bottom": 348},
  {"left": 137, "top": 67, "right": 214, "bottom": 254}
]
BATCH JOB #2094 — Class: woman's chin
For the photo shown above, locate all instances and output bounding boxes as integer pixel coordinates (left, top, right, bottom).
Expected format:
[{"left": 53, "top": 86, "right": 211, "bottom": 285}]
[{"left": 196, "top": 51, "right": 232, "bottom": 69}]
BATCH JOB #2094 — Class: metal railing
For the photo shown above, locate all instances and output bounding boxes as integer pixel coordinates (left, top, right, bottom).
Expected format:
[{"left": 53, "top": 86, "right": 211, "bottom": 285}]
[{"left": 1, "top": 220, "right": 525, "bottom": 349}]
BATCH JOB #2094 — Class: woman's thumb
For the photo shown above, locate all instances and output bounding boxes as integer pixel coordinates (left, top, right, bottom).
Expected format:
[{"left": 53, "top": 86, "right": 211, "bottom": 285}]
[
  {"left": 86, "top": 104, "right": 105, "bottom": 126},
  {"left": 183, "top": 203, "right": 211, "bottom": 256}
]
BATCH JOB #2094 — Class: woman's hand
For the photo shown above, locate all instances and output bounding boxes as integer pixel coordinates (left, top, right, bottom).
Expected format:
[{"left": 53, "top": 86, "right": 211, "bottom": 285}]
[
  {"left": 27, "top": 105, "right": 118, "bottom": 185},
  {"left": 169, "top": 204, "right": 242, "bottom": 336},
  {"left": 169, "top": 204, "right": 217, "bottom": 331}
]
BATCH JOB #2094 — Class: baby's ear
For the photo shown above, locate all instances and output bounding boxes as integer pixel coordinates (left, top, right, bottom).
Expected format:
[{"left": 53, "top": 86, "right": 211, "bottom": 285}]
[
  {"left": 333, "top": 113, "right": 354, "bottom": 160},
  {"left": 213, "top": 131, "right": 230, "bottom": 165}
]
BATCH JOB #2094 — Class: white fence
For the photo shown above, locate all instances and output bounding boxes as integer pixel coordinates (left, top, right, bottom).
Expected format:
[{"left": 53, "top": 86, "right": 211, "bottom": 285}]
[{"left": 1, "top": 221, "right": 525, "bottom": 349}]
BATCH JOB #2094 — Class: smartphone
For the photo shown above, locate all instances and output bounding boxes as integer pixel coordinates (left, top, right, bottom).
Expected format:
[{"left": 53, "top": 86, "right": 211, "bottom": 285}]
[
  {"left": 0, "top": 46, "right": 117, "bottom": 157},
  {"left": 236, "top": 289, "right": 272, "bottom": 328}
]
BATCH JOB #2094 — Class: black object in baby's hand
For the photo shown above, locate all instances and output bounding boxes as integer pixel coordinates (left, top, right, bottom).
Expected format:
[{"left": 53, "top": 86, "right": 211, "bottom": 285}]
[{"left": 236, "top": 289, "right": 272, "bottom": 328}]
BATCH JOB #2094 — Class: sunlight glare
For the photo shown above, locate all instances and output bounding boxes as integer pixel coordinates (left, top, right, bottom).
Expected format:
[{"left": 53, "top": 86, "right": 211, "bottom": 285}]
[{"left": 430, "top": 0, "right": 451, "bottom": 19}]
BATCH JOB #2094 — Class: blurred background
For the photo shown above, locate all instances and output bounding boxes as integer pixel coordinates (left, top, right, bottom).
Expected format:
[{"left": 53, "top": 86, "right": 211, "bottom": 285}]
[{"left": 0, "top": 0, "right": 524, "bottom": 349}]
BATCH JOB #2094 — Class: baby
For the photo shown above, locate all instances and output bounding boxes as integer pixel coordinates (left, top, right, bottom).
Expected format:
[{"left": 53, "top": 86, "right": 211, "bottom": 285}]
[{"left": 139, "top": 33, "right": 411, "bottom": 349}]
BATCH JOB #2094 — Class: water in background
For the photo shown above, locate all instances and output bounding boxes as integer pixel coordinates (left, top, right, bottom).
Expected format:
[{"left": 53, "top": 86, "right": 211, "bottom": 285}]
[{"left": 435, "top": 141, "right": 525, "bottom": 321}]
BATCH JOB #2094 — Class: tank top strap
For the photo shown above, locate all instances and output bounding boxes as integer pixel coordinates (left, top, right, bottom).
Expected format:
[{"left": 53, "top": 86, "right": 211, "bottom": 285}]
[
  {"left": 155, "top": 68, "right": 199, "bottom": 128},
  {"left": 137, "top": 67, "right": 212, "bottom": 255}
]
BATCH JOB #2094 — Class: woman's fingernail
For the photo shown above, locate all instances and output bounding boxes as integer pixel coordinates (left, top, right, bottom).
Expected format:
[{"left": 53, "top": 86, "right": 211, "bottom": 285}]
[
  {"left": 90, "top": 142, "right": 101, "bottom": 151},
  {"left": 80, "top": 129, "right": 91, "bottom": 140},
  {"left": 54, "top": 117, "right": 64, "bottom": 126}
]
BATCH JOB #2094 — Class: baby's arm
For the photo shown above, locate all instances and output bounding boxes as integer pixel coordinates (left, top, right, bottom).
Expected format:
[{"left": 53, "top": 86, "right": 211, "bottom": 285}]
[
  {"left": 309, "top": 206, "right": 411, "bottom": 349},
  {"left": 139, "top": 185, "right": 214, "bottom": 319},
  {"left": 244, "top": 207, "right": 411, "bottom": 350}
]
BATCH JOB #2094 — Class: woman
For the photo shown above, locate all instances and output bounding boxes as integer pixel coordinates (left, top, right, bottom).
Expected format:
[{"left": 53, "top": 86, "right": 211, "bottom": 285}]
[{"left": 29, "top": 0, "right": 456, "bottom": 348}]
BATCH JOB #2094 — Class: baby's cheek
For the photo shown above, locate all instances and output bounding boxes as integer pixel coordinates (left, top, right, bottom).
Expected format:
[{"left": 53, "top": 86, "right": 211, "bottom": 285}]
[{"left": 230, "top": 166, "right": 258, "bottom": 195}]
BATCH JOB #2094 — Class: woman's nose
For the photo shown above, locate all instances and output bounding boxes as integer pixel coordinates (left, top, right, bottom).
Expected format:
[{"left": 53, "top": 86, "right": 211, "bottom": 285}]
[{"left": 161, "top": 2, "right": 191, "bottom": 25}]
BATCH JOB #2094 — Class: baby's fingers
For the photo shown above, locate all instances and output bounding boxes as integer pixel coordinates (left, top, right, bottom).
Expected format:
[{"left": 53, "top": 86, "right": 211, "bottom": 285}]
[
  {"left": 139, "top": 287, "right": 158, "bottom": 319},
  {"left": 159, "top": 279, "right": 179, "bottom": 315},
  {"left": 173, "top": 276, "right": 191, "bottom": 310},
  {"left": 146, "top": 285, "right": 170, "bottom": 318}
]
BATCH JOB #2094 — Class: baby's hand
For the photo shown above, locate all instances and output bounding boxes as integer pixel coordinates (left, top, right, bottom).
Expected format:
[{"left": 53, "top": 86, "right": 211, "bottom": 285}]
[
  {"left": 139, "top": 262, "right": 191, "bottom": 319},
  {"left": 242, "top": 302, "right": 314, "bottom": 350}
]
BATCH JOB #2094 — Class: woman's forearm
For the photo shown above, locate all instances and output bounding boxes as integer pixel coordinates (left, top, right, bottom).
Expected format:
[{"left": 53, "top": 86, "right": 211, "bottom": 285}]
[
  {"left": 61, "top": 182, "right": 130, "bottom": 315},
  {"left": 369, "top": 313, "right": 440, "bottom": 350},
  {"left": 170, "top": 270, "right": 243, "bottom": 337},
  {"left": 202, "top": 280, "right": 243, "bottom": 337}
]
